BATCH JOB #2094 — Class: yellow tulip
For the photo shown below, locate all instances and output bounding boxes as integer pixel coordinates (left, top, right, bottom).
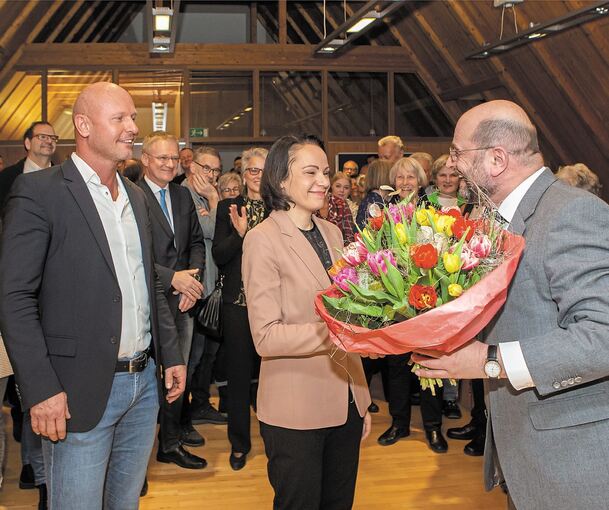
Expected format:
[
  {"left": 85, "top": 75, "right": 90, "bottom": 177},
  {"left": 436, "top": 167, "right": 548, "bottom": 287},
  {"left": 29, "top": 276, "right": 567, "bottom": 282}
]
[
  {"left": 436, "top": 215, "right": 456, "bottom": 236},
  {"left": 448, "top": 283, "right": 463, "bottom": 297},
  {"left": 362, "top": 228, "right": 374, "bottom": 245},
  {"left": 395, "top": 223, "right": 407, "bottom": 245},
  {"left": 443, "top": 252, "right": 461, "bottom": 273},
  {"left": 415, "top": 209, "right": 430, "bottom": 226}
]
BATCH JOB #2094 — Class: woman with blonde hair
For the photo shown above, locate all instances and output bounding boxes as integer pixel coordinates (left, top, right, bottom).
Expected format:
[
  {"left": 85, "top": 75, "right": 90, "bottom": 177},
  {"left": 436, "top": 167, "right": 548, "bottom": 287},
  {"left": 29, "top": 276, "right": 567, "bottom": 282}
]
[
  {"left": 217, "top": 172, "right": 243, "bottom": 200},
  {"left": 556, "top": 163, "right": 602, "bottom": 197},
  {"left": 315, "top": 171, "right": 356, "bottom": 244}
]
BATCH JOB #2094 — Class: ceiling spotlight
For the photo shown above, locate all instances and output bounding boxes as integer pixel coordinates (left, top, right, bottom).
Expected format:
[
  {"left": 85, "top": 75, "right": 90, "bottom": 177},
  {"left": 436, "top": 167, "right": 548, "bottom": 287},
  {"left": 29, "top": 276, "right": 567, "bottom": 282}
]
[
  {"left": 527, "top": 32, "right": 547, "bottom": 39},
  {"left": 244, "top": 106, "right": 253, "bottom": 112},
  {"left": 347, "top": 12, "right": 380, "bottom": 33},
  {"left": 153, "top": 7, "right": 173, "bottom": 32}
]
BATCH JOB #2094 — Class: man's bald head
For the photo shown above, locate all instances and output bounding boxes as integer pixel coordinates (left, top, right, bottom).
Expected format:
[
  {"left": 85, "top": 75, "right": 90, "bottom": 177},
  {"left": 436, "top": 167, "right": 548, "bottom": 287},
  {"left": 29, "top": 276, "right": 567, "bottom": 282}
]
[
  {"left": 457, "top": 100, "right": 540, "bottom": 164},
  {"left": 72, "top": 82, "right": 138, "bottom": 167}
]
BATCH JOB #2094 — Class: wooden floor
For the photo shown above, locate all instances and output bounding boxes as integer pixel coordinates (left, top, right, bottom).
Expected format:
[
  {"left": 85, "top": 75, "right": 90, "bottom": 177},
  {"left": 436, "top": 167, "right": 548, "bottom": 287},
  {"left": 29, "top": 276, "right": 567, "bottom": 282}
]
[{"left": 0, "top": 399, "right": 505, "bottom": 510}]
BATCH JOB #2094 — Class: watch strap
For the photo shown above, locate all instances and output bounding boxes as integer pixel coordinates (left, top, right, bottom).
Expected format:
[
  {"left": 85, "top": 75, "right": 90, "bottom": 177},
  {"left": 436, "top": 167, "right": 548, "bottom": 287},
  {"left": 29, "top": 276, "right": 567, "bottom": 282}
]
[{"left": 487, "top": 344, "right": 498, "bottom": 362}]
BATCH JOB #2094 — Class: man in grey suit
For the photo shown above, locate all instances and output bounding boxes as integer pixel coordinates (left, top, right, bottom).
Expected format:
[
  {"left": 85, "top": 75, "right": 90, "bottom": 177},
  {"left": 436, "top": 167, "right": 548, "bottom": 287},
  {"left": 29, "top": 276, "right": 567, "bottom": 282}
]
[{"left": 413, "top": 100, "right": 609, "bottom": 509}]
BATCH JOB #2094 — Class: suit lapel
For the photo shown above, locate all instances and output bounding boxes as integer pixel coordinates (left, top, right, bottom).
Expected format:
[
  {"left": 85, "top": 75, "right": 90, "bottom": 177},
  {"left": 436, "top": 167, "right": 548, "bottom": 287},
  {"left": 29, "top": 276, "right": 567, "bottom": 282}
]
[
  {"left": 271, "top": 211, "right": 331, "bottom": 289},
  {"left": 510, "top": 168, "right": 556, "bottom": 236},
  {"left": 62, "top": 160, "right": 117, "bottom": 281},
  {"left": 140, "top": 179, "right": 174, "bottom": 239},
  {"left": 168, "top": 184, "right": 182, "bottom": 253}
]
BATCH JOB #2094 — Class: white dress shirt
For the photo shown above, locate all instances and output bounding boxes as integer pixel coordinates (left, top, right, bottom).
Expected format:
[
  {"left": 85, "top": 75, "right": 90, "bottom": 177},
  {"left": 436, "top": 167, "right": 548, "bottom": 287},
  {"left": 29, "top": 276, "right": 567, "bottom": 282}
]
[
  {"left": 71, "top": 153, "right": 151, "bottom": 358},
  {"left": 496, "top": 167, "right": 546, "bottom": 390},
  {"left": 23, "top": 157, "right": 51, "bottom": 174},
  {"left": 144, "top": 175, "right": 174, "bottom": 231}
]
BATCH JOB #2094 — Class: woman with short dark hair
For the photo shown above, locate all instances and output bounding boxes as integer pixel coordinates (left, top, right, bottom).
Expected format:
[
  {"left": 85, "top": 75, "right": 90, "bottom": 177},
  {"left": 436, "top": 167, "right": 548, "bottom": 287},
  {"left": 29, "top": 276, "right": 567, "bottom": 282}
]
[{"left": 243, "top": 134, "right": 371, "bottom": 510}]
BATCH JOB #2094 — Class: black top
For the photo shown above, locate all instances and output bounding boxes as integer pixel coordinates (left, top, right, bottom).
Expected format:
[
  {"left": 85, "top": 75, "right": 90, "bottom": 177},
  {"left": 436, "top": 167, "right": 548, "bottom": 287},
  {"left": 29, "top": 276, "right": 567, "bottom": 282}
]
[{"left": 300, "top": 223, "right": 333, "bottom": 271}]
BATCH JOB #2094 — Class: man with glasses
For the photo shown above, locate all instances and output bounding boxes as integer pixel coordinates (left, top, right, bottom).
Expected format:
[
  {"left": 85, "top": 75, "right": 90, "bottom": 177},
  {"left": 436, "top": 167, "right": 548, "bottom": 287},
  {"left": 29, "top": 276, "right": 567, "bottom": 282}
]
[
  {"left": 182, "top": 147, "right": 228, "bottom": 427},
  {"left": 0, "top": 122, "right": 57, "bottom": 214},
  {"left": 138, "top": 132, "right": 207, "bottom": 470},
  {"left": 413, "top": 100, "right": 609, "bottom": 509},
  {"left": 0, "top": 120, "right": 57, "bottom": 508}
]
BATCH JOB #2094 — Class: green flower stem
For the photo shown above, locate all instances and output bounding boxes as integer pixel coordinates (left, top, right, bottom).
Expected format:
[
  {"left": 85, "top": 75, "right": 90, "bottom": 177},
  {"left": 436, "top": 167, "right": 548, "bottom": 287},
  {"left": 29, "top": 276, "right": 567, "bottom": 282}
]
[{"left": 410, "top": 363, "right": 456, "bottom": 397}]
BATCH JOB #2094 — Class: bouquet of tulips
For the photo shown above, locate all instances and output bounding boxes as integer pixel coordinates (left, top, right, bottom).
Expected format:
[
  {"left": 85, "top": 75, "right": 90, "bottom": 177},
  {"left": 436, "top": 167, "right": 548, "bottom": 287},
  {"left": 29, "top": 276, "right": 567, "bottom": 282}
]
[{"left": 315, "top": 199, "right": 525, "bottom": 393}]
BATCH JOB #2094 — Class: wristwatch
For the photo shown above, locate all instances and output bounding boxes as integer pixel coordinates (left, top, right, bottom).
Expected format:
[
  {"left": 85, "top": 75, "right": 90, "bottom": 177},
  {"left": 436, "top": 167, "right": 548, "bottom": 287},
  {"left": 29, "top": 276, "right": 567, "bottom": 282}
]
[{"left": 484, "top": 345, "right": 502, "bottom": 379}]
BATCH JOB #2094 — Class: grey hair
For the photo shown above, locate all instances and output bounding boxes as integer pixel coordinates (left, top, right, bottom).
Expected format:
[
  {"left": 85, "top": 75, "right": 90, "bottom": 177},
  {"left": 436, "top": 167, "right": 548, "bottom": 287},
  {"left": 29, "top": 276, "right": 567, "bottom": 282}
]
[
  {"left": 241, "top": 147, "right": 268, "bottom": 170},
  {"left": 471, "top": 118, "right": 540, "bottom": 162}
]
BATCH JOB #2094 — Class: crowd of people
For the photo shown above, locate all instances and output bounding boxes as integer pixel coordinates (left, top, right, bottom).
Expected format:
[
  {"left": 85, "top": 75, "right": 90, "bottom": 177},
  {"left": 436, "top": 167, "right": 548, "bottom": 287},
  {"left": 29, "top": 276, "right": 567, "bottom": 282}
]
[{"left": 0, "top": 82, "right": 607, "bottom": 510}]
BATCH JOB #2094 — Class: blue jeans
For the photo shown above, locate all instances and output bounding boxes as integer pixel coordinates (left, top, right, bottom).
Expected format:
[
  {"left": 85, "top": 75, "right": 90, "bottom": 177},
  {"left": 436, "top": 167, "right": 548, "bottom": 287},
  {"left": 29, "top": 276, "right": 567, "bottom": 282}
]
[
  {"left": 42, "top": 359, "right": 159, "bottom": 510},
  {"left": 21, "top": 411, "right": 45, "bottom": 485}
]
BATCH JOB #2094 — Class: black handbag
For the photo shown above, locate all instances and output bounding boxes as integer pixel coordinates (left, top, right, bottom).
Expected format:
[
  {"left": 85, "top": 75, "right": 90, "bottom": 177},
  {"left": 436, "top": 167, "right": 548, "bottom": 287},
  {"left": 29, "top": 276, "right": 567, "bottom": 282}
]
[{"left": 196, "top": 275, "right": 224, "bottom": 339}]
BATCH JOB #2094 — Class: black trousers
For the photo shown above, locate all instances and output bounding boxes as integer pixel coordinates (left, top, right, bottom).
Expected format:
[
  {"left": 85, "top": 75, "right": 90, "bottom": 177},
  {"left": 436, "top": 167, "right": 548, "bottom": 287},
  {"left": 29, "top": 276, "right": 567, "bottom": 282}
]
[
  {"left": 386, "top": 353, "right": 443, "bottom": 431},
  {"left": 260, "top": 399, "right": 363, "bottom": 510},
  {"left": 470, "top": 378, "right": 487, "bottom": 429},
  {"left": 223, "top": 303, "right": 260, "bottom": 454}
]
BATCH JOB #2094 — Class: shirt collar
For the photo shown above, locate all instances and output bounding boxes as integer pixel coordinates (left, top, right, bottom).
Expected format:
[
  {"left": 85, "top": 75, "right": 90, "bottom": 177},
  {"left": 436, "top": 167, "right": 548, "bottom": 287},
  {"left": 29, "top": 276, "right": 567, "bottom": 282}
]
[
  {"left": 498, "top": 167, "right": 546, "bottom": 223},
  {"left": 23, "top": 157, "right": 50, "bottom": 173},
  {"left": 144, "top": 175, "right": 168, "bottom": 195},
  {"left": 71, "top": 152, "right": 128, "bottom": 199}
]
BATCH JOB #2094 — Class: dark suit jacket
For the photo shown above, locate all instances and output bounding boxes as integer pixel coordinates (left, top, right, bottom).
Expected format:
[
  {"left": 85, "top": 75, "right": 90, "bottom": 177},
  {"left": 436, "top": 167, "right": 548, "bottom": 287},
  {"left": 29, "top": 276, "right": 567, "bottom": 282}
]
[
  {"left": 212, "top": 196, "right": 268, "bottom": 304},
  {"left": 0, "top": 158, "right": 25, "bottom": 215},
  {"left": 0, "top": 158, "right": 183, "bottom": 432},
  {"left": 137, "top": 179, "right": 205, "bottom": 313}
]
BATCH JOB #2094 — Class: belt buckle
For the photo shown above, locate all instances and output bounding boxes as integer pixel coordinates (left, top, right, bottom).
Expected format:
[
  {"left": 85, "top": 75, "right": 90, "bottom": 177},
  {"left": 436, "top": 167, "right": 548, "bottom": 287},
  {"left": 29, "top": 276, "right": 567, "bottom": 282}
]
[{"left": 128, "top": 352, "right": 147, "bottom": 373}]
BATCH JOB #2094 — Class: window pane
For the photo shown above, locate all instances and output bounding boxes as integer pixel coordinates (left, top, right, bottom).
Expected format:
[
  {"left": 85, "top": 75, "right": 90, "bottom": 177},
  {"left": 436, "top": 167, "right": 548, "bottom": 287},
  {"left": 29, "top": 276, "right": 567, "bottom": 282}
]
[
  {"left": 48, "top": 70, "right": 112, "bottom": 140},
  {"left": 260, "top": 71, "right": 321, "bottom": 138},
  {"left": 0, "top": 72, "right": 42, "bottom": 140},
  {"left": 394, "top": 73, "right": 453, "bottom": 137},
  {"left": 328, "top": 72, "right": 387, "bottom": 138},
  {"left": 118, "top": 70, "right": 183, "bottom": 139},
  {"left": 190, "top": 71, "right": 252, "bottom": 138}
]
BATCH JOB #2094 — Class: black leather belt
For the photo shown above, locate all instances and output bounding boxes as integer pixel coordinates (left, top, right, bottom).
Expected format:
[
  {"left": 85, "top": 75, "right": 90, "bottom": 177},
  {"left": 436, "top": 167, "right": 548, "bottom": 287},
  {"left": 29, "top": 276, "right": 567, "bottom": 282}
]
[{"left": 115, "top": 349, "right": 150, "bottom": 373}]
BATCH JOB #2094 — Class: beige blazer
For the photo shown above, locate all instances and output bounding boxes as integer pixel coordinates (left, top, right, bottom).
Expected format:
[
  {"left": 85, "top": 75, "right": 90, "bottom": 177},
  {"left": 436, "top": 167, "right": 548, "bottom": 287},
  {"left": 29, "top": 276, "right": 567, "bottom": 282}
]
[
  {"left": 242, "top": 210, "right": 371, "bottom": 430},
  {"left": 0, "top": 334, "right": 13, "bottom": 379}
]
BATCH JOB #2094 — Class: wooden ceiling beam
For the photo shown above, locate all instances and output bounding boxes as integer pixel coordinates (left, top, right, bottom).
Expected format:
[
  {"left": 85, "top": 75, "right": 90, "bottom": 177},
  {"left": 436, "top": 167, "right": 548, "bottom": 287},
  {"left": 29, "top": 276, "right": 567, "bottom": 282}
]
[
  {"left": 0, "top": 0, "right": 38, "bottom": 50},
  {"left": 92, "top": 2, "right": 127, "bottom": 43},
  {"left": 446, "top": 1, "right": 570, "bottom": 164},
  {"left": 278, "top": 0, "right": 287, "bottom": 45},
  {"left": 0, "top": 1, "right": 63, "bottom": 90},
  {"left": 65, "top": 1, "right": 99, "bottom": 42},
  {"left": 439, "top": 76, "right": 504, "bottom": 102},
  {"left": 79, "top": 1, "right": 114, "bottom": 42},
  {"left": 46, "top": 0, "right": 86, "bottom": 43},
  {"left": 297, "top": 3, "right": 323, "bottom": 40},
  {"left": 286, "top": 12, "right": 312, "bottom": 45}
]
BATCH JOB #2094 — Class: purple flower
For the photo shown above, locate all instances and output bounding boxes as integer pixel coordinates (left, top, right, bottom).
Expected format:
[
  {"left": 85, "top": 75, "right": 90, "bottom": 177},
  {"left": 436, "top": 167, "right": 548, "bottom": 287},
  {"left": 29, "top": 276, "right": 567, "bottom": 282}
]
[
  {"left": 333, "top": 267, "right": 359, "bottom": 291},
  {"left": 387, "top": 203, "right": 415, "bottom": 223},
  {"left": 342, "top": 239, "right": 368, "bottom": 266},
  {"left": 367, "top": 250, "right": 397, "bottom": 276}
]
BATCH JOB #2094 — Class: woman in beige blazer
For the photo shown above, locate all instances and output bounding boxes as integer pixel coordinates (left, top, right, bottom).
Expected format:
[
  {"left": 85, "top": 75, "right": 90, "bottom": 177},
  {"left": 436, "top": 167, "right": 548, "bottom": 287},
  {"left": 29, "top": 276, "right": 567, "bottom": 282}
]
[{"left": 242, "top": 134, "right": 371, "bottom": 510}]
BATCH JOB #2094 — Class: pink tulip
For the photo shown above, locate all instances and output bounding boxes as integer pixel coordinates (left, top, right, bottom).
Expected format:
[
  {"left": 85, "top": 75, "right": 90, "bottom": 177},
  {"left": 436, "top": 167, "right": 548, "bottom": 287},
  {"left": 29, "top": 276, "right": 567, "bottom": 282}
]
[
  {"left": 342, "top": 239, "right": 368, "bottom": 266},
  {"left": 388, "top": 203, "right": 415, "bottom": 223},
  {"left": 367, "top": 250, "right": 397, "bottom": 276},
  {"left": 469, "top": 234, "right": 492, "bottom": 259},
  {"left": 333, "top": 267, "right": 359, "bottom": 291},
  {"left": 460, "top": 246, "right": 480, "bottom": 271}
]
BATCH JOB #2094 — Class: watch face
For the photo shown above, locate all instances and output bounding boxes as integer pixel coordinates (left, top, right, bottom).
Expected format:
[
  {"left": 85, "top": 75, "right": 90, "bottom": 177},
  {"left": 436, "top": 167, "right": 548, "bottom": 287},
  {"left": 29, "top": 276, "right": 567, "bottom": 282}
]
[{"left": 485, "top": 360, "right": 501, "bottom": 378}]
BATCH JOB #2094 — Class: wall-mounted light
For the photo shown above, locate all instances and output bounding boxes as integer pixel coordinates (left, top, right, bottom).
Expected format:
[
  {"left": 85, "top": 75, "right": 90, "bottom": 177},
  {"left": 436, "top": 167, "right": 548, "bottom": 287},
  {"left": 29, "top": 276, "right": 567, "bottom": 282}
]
[
  {"left": 148, "top": 1, "right": 180, "bottom": 54},
  {"left": 468, "top": 1, "right": 609, "bottom": 59},
  {"left": 153, "top": 7, "right": 172, "bottom": 31}
]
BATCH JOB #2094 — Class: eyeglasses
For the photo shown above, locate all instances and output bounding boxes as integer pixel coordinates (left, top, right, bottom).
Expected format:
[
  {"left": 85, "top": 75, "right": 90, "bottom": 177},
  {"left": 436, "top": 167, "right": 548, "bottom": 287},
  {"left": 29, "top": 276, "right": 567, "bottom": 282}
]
[
  {"left": 448, "top": 146, "right": 493, "bottom": 161},
  {"left": 221, "top": 187, "right": 241, "bottom": 194},
  {"left": 245, "top": 167, "right": 263, "bottom": 176},
  {"left": 145, "top": 153, "right": 180, "bottom": 165},
  {"left": 192, "top": 160, "right": 221, "bottom": 174},
  {"left": 33, "top": 134, "right": 59, "bottom": 143}
]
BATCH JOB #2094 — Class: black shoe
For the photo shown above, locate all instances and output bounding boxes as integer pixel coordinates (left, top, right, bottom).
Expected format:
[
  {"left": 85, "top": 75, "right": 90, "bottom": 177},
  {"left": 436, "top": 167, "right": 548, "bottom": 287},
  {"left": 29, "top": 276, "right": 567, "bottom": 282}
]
[
  {"left": 180, "top": 426, "right": 205, "bottom": 447},
  {"left": 447, "top": 421, "right": 480, "bottom": 440},
  {"left": 191, "top": 405, "right": 227, "bottom": 425},
  {"left": 368, "top": 402, "right": 379, "bottom": 413},
  {"left": 425, "top": 429, "right": 448, "bottom": 454},
  {"left": 156, "top": 446, "right": 207, "bottom": 469},
  {"left": 140, "top": 476, "right": 148, "bottom": 497},
  {"left": 19, "top": 464, "right": 35, "bottom": 490},
  {"left": 410, "top": 392, "right": 421, "bottom": 406},
  {"left": 229, "top": 452, "right": 247, "bottom": 471},
  {"left": 377, "top": 424, "right": 410, "bottom": 446},
  {"left": 36, "top": 484, "right": 47, "bottom": 510},
  {"left": 443, "top": 400, "right": 462, "bottom": 419},
  {"left": 464, "top": 433, "right": 485, "bottom": 456}
]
